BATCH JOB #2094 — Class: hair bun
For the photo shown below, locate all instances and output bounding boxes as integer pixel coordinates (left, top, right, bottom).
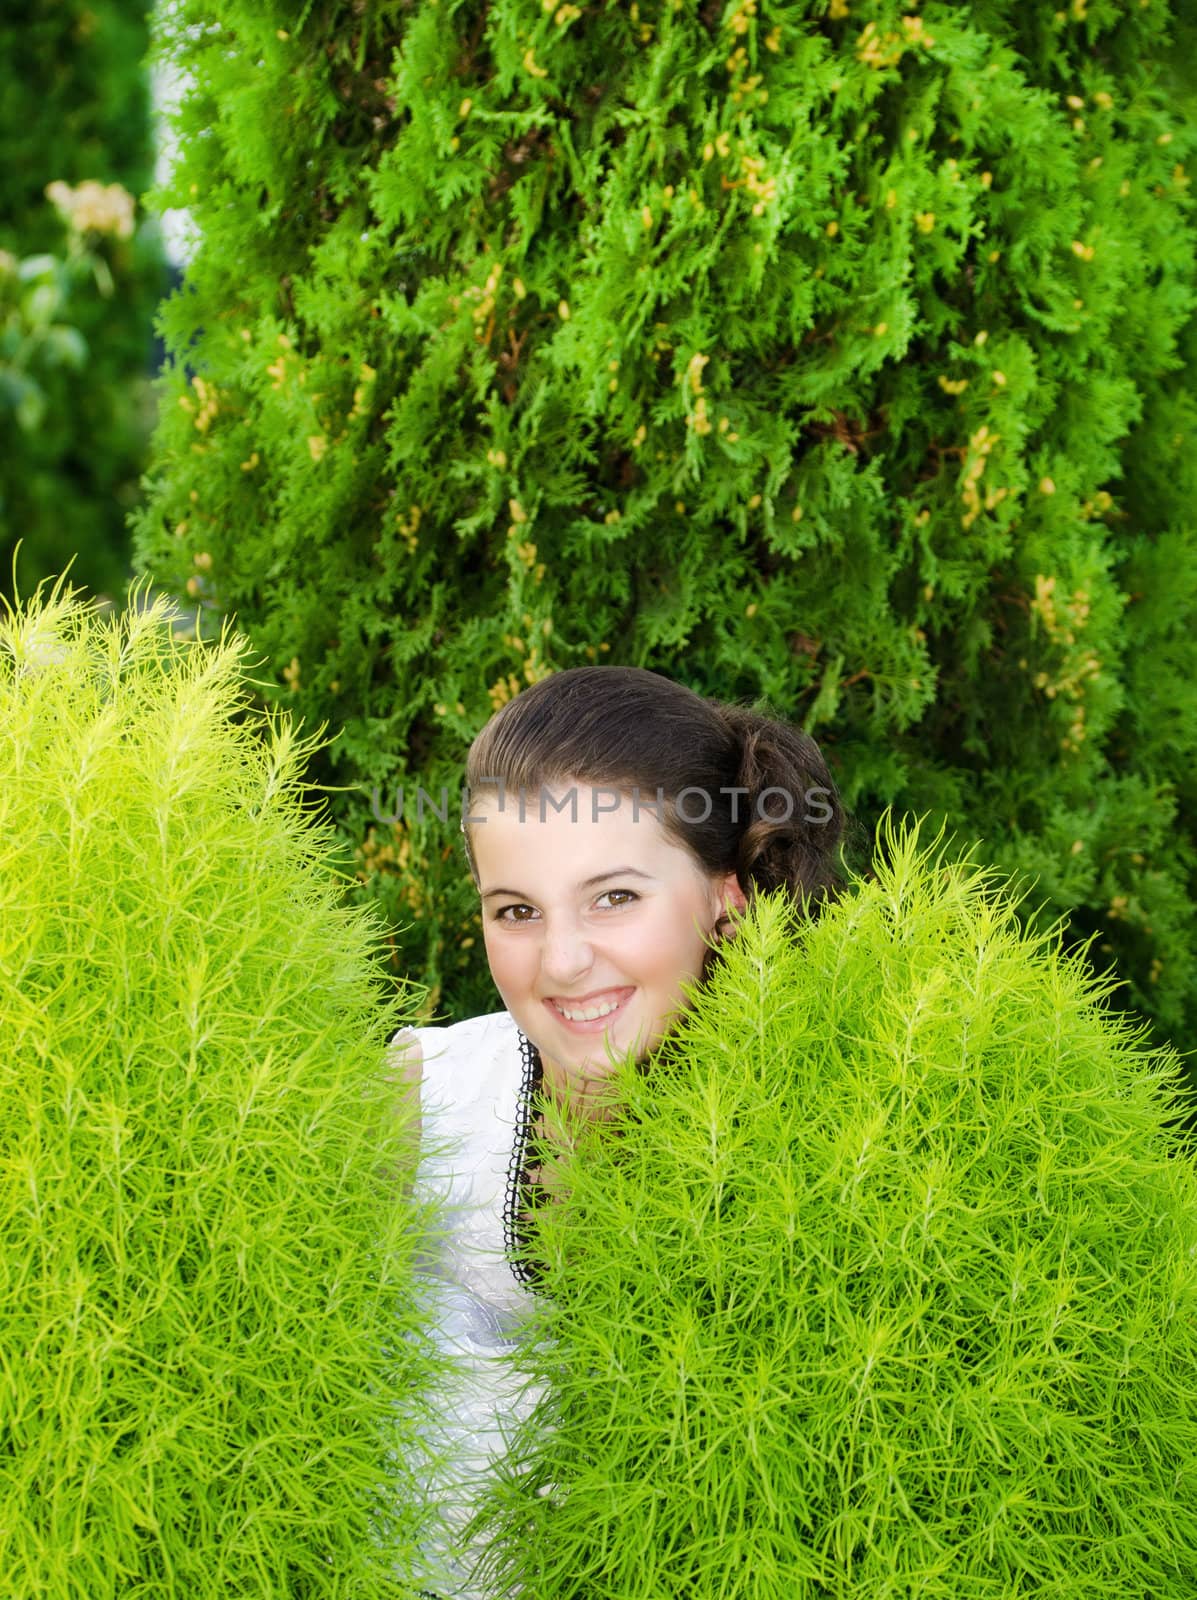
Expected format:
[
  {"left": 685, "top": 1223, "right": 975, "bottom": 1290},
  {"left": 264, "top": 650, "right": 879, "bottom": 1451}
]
[{"left": 721, "top": 703, "right": 844, "bottom": 908}]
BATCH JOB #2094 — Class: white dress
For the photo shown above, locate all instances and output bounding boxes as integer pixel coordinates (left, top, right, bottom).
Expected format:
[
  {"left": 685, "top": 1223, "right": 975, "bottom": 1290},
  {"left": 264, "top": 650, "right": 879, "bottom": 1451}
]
[{"left": 393, "top": 1009, "right": 544, "bottom": 1599}]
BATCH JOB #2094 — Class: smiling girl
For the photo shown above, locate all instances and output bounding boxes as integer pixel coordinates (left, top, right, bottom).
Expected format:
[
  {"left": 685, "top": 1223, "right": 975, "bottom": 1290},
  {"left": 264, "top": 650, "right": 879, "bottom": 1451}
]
[{"left": 391, "top": 665, "right": 845, "bottom": 1597}]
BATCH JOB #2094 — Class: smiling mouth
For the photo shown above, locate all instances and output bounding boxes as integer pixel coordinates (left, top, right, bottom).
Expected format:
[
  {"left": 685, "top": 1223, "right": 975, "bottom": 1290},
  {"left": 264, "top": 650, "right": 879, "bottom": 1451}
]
[{"left": 547, "top": 988, "right": 633, "bottom": 1023}]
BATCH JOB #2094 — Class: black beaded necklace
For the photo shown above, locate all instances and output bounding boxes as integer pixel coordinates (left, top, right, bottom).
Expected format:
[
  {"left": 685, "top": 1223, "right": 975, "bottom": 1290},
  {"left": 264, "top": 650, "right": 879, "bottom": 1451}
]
[{"left": 502, "top": 1028, "right": 547, "bottom": 1288}]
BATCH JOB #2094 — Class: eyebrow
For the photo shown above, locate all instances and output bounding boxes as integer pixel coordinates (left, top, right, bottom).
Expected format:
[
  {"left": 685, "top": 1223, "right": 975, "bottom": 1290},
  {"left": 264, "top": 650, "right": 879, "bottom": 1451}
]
[{"left": 481, "top": 867, "right": 656, "bottom": 900}]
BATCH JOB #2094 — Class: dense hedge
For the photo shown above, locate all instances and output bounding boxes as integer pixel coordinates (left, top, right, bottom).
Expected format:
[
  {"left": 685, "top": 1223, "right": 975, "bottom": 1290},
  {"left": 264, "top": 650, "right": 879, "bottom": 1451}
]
[
  {"left": 0, "top": 0, "right": 165, "bottom": 602},
  {"left": 472, "top": 821, "right": 1197, "bottom": 1598},
  {"left": 0, "top": 581, "right": 448, "bottom": 1598},
  {"left": 136, "top": 0, "right": 1197, "bottom": 1054}
]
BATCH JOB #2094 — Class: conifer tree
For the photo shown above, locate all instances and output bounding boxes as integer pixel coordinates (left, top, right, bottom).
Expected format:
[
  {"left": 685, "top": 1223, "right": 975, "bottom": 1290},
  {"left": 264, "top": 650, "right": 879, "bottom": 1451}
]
[{"left": 137, "top": 0, "right": 1197, "bottom": 1055}]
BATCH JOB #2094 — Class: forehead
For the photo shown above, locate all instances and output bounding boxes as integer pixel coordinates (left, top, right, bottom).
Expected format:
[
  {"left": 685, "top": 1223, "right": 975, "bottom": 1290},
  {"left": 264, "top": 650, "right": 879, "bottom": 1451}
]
[{"left": 470, "top": 783, "right": 697, "bottom": 881}]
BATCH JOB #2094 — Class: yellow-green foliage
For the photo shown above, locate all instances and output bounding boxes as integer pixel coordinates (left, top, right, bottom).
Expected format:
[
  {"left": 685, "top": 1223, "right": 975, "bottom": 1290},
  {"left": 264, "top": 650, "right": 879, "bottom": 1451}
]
[
  {"left": 475, "top": 820, "right": 1197, "bottom": 1598},
  {"left": 0, "top": 582, "right": 448, "bottom": 1598}
]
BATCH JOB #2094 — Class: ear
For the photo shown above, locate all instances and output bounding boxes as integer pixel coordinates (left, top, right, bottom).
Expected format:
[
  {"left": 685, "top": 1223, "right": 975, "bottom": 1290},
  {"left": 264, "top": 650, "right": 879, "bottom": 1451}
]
[{"left": 716, "top": 870, "right": 748, "bottom": 921}]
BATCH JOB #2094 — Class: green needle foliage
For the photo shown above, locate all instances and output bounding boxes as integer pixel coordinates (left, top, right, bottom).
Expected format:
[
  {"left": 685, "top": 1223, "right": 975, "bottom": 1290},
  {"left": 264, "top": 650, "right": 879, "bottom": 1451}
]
[
  {"left": 474, "top": 819, "right": 1197, "bottom": 1599},
  {"left": 136, "top": 0, "right": 1197, "bottom": 1048},
  {"left": 0, "top": 581, "right": 450, "bottom": 1599}
]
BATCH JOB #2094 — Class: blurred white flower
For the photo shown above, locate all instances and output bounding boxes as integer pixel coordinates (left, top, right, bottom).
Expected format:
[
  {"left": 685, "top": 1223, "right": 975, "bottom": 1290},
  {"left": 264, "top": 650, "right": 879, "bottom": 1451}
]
[{"left": 45, "top": 179, "right": 136, "bottom": 241}]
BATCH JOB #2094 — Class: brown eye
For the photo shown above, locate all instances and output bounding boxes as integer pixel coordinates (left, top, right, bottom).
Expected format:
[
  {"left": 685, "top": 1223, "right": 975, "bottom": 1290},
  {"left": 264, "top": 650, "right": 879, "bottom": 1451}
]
[
  {"left": 496, "top": 903, "right": 537, "bottom": 924},
  {"left": 599, "top": 890, "right": 638, "bottom": 908}
]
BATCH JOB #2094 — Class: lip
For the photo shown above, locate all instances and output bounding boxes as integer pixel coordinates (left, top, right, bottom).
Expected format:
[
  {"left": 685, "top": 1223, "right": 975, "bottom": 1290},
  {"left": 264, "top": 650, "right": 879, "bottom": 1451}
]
[
  {"left": 544, "top": 986, "right": 634, "bottom": 1033},
  {"left": 547, "top": 985, "right": 634, "bottom": 1005}
]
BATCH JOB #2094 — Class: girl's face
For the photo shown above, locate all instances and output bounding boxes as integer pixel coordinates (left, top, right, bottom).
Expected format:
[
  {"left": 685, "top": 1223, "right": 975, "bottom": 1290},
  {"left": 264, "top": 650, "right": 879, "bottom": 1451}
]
[{"left": 470, "top": 781, "right": 746, "bottom": 1114}]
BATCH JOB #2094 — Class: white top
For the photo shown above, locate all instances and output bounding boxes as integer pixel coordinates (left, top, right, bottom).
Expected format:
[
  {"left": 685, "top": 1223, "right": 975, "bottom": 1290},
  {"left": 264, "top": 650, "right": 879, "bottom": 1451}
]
[{"left": 392, "top": 1009, "right": 542, "bottom": 1598}]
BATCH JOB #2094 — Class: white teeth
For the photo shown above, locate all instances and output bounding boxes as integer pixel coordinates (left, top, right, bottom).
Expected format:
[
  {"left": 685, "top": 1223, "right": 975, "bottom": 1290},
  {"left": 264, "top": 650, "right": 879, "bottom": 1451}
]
[{"left": 554, "top": 995, "right": 624, "bottom": 1022}]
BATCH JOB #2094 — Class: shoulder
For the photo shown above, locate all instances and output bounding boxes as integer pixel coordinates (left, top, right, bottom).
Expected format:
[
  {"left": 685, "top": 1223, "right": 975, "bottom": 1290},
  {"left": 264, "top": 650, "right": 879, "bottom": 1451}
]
[
  {"left": 386, "top": 1010, "right": 517, "bottom": 1082},
  {"left": 390, "top": 1008, "right": 516, "bottom": 1051},
  {"left": 384, "top": 1026, "right": 423, "bottom": 1088}
]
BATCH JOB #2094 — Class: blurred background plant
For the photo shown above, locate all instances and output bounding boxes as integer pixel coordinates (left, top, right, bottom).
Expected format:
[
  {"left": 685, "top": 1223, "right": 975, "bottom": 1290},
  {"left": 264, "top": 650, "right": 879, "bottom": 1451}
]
[{"left": 0, "top": 0, "right": 166, "bottom": 604}]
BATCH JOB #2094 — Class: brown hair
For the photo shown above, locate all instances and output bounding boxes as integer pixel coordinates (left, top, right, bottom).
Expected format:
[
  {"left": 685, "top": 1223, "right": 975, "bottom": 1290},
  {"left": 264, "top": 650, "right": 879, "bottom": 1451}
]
[{"left": 463, "top": 666, "right": 847, "bottom": 922}]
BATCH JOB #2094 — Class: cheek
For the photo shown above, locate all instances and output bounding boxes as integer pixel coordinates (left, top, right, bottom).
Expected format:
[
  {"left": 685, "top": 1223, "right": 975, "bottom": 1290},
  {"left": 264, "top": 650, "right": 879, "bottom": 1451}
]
[
  {"left": 482, "top": 925, "right": 530, "bottom": 990},
  {"left": 633, "top": 900, "right": 712, "bottom": 984},
  {"left": 481, "top": 923, "right": 506, "bottom": 975}
]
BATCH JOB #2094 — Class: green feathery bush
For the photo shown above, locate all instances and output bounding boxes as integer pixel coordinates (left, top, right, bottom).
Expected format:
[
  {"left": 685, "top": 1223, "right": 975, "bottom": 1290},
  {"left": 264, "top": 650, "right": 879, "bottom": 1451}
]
[
  {"left": 473, "top": 819, "right": 1197, "bottom": 1599},
  {"left": 136, "top": 0, "right": 1197, "bottom": 1050},
  {"left": 0, "top": 582, "right": 449, "bottom": 1598}
]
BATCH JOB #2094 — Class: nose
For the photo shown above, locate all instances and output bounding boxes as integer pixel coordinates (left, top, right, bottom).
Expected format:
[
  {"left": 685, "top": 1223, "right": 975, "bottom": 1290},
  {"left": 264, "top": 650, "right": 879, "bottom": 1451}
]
[{"left": 539, "top": 917, "right": 595, "bottom": 988}]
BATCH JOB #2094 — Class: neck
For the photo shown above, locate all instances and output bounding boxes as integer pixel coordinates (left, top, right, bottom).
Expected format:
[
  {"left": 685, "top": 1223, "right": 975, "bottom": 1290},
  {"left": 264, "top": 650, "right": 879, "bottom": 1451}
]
[{"left": 539, "top": 1048, "right": 619, "bottom": 1126}]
